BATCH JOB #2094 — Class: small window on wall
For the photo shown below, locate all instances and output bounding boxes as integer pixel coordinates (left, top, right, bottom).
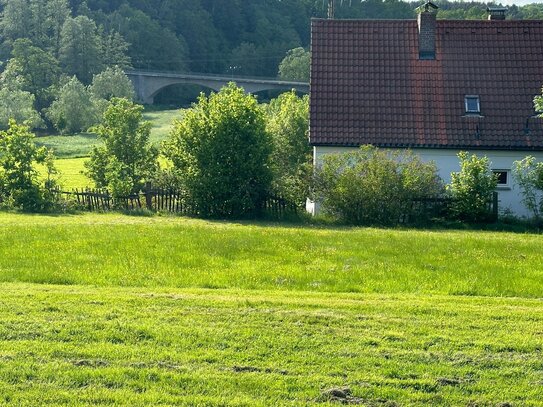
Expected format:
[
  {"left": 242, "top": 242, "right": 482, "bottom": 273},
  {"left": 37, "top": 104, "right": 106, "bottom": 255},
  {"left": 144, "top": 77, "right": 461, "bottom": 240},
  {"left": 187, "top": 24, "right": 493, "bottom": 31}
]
[
  {"left": 493, "top": 170, "right": 510, "bottom": 188},
  {"left": 465, "top": 96, "right": 480, "bottom": 114}
]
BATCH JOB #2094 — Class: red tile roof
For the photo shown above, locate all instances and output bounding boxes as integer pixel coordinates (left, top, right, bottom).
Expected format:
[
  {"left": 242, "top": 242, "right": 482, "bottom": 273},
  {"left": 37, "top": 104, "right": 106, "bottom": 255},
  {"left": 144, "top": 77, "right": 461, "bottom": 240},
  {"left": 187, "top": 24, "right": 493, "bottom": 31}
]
[{"left": 309, "top": 18, "right": 543, "bottom": 150}]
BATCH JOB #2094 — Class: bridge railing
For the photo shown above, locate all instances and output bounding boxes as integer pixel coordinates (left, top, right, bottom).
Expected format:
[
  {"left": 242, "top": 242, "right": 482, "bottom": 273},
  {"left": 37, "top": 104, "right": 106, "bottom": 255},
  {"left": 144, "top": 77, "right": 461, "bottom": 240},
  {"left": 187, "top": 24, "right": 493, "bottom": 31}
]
[{"left": 125, "top": 69, "right": 308, "bottom": 85}]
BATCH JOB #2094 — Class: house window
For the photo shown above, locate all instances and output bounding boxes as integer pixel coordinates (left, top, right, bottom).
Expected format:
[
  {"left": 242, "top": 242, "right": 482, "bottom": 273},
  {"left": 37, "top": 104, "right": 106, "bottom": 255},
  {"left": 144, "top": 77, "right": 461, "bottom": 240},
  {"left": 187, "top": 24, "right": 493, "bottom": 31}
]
[
  {"left": 465, "top": 96, "right": 480, "bottom": 114},
  {"left": 493, "top": 170, "right": 510, "bottom": 188}
]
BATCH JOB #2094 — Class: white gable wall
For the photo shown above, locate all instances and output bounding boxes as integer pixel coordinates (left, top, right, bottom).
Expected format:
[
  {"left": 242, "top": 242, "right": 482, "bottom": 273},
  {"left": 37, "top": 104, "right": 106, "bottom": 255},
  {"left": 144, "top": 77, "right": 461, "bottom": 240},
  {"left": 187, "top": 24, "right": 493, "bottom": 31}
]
[{"left": 309, "top": 146, "right": 543, "bottom": 218}]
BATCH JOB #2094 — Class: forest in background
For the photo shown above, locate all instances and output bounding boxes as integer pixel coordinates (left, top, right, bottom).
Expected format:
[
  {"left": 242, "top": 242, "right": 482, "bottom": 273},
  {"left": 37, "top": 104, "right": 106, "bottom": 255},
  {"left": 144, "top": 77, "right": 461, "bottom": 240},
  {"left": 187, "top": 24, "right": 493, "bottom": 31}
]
[
  {"left": 2, "top": 0, "right": 543, "bottom": 79},
  {"left": 1, "top": 0, "right": 543, "bottom": 128}
]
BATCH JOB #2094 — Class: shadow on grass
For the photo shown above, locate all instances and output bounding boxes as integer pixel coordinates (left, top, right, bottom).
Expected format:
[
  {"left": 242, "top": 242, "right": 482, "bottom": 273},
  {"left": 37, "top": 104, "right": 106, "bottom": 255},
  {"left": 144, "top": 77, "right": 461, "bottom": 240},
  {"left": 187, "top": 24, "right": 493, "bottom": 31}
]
[{"left": 2, "top": 207, "right": 541, "bottom": 235}]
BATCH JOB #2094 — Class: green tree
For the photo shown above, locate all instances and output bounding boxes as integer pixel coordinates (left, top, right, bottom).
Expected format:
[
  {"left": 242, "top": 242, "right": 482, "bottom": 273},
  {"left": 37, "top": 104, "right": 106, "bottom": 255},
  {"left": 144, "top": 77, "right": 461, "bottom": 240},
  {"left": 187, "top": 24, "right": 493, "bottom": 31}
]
[
  {"left": 90, "top": 66, "right": 135, "bottom": 117},
  {"left": 448, "top": 152, "right": 498, "bottom": 222},
  {"left": 47, "top": 76, "right": 97, "bottom": 134},
  {"left": 278, "top": 47, "right": 310, "bottom": 81},
  {"left": 266, "top": 91, "right": 311, "bottom": 206},
  {"left": 0, "top": 88, "right": 43, "bottom": 129},
  {"left": 85, "top": 98, "right": 158, "bottom": 197},
  {"left": 90, "top": 66, "right": 135, "bottom": 101},
  {"left": 164, "top": 83, "right": 272, "bottom": 217},
  {"left": 513, "top": 156, "right": 543, "bottom": 220},
  {"left": 313, "top": 146, "right": 443, "bottom": 225},
  {"left": 1, "top": 38, "right": 61, "bottom": 110},
  {"left": 1, "top": 0, "right": 70, "bottom": 55},
  {"left": 0, "top": 0, "right": 32, "bottom": 42},
  {"left": 45, "top": 0, "right": 71, "bottom": 56},
  {"left": 0, "top": 119, "right": 56, "bottom": 211},
  {"left": 59, "top": 16, "right": 104, "bottom": 84},
  {"left": 108, "top": 5, "right": 189, "bottom": 72},
  {"left": 534, "top": 88, "right": 543, "bottom": 114},
  {"left": 100, "top": 31, "right": 131, "bottom": 70}
]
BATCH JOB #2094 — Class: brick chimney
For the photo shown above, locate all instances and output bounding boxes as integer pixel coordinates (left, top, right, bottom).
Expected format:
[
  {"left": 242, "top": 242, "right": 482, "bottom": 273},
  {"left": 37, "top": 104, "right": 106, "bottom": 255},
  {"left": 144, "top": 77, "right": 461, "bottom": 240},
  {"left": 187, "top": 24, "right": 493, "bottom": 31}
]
[
  {"left": 487, "top": 7, "right": 507, "bottom": 21},
  {"left": 417, "top": 2, "right": 439, "bottom": 60}
]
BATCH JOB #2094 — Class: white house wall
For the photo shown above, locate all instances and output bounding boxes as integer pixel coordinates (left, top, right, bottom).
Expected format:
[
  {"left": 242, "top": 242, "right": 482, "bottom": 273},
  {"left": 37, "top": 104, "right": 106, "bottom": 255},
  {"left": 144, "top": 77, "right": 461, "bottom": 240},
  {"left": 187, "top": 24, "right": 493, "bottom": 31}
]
[{"left": 311, "top": 146, "right": 543, "bottom": 218}]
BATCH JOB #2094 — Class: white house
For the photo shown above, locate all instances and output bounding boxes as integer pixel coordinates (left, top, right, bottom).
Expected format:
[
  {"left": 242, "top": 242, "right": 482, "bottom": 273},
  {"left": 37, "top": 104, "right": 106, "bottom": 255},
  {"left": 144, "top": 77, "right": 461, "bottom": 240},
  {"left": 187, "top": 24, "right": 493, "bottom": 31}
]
[{"left": 308, "top": 3, "right": 543, "bottom": 217}]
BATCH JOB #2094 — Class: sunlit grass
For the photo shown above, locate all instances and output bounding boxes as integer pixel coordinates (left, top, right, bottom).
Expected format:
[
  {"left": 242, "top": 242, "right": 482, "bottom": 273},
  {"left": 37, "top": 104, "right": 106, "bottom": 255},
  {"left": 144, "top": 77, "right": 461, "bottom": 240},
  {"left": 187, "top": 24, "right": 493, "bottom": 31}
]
[
  {"left": 35, "top": 109, "right": 181, "bottom": 159},
  {"left": 34, "top": 109, "right": 180, "bottom": 189},
  {"left": 1, "top": 283, "right": 541, "bottom": 405},
  {"left": 1, "top": 212, "right": 542, "bottom": 298}
]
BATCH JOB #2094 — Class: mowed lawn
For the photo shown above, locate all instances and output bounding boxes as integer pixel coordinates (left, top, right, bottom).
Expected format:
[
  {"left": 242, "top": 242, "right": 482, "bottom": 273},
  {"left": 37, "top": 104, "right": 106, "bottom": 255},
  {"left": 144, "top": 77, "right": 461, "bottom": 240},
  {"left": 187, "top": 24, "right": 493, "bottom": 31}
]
[{"left": 1, "top": 213, "right": 543, "bottom": 405}]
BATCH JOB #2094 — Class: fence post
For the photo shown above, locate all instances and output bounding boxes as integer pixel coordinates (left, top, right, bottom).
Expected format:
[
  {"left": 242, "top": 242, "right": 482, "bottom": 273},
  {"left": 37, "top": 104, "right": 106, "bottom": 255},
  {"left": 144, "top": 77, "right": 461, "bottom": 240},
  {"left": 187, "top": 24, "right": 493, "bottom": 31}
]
[
  {"left": 492, "top": 191, "right": 499, "bottom": 220},
  {"left": 144, "top": 182, "right": 153, "bottom": 210}
]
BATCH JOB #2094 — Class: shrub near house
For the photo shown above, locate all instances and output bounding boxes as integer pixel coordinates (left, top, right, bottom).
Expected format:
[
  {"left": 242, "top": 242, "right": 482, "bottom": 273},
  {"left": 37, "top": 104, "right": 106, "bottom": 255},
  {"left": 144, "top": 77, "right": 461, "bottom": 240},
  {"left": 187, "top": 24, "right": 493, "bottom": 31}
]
[{"left": 313, "top": 146, "right": 444, "bottom": 225}]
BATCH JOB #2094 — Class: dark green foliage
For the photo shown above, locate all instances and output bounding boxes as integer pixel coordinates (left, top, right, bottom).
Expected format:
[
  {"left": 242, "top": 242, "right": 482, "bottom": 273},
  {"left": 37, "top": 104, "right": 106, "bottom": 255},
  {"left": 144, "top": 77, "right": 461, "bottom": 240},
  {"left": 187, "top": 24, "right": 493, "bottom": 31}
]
[
  {"left": 0, "top": 120, "right": 57, "bottom": 211},
  {"left": 313, "top": 146, "right": 444, "bottom": 225},
  {"left": 107, "top": 4, "right": 189, "bottom": 72},
  {"left": 448, "top": 152, "right": 498, "bottom": 222},
  {"left": 2, "top": 38, "right": 61, "bottom": 110},
  {"left": 85, "top": 98, "right": 158, "bottom": 197},
  {"left": 164, "top": 83, "right": 272, "bottom": 218},
  {"left": 59, "top": 16, "right": 104, "bottom": 84}
]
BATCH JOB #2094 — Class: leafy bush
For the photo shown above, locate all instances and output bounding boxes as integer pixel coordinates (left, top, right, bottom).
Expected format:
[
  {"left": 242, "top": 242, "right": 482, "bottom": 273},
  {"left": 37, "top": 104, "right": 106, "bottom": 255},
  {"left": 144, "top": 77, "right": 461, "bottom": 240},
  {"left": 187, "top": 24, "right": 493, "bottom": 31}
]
[
  {"left": 90, "top": 66, "right": 136, "bottom": 117},
  {"left": 164, "top": 83, "right": 272, "bottom": 218},
  {"left": 0, "top": 120, "right": 58, "bottom": 212},
  {"left": 313, "top": 146, "right": 444, "bottom": 225},
  {"left": 266, "top": 91, "right": 311, "bottom": 207},
  {"left": 278, "top": 47, "right": 310, "bottom": 82},
  {"left": 448, "top": 152, "right": 498, "bottom": 222},
  {"left": 0, "top": 87, "right": 44, "bottom": 130},
  {"left": 47, "top": 76, "right": 98, "bottom": 134},
  {"left": 513, "top": 156, "right": 543, "bottom": 220},
  {"left": 85, "top": 98, "right": 158, "bottom": 198}
]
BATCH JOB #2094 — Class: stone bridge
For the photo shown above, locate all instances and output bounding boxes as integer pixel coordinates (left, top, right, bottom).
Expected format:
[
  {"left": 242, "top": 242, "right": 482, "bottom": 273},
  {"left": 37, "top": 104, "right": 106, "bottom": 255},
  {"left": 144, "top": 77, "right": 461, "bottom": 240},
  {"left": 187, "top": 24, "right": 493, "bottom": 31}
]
[{"left": 125, "top": 70, "right": 309, "bottom": 104}]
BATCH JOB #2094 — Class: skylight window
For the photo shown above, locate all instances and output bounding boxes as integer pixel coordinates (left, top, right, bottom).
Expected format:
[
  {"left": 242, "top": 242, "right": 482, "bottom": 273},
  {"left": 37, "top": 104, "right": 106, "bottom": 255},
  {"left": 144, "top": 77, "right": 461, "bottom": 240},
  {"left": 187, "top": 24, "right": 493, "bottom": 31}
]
[{"left": 465, "top": 96, "right": 480, "bottom": 114}]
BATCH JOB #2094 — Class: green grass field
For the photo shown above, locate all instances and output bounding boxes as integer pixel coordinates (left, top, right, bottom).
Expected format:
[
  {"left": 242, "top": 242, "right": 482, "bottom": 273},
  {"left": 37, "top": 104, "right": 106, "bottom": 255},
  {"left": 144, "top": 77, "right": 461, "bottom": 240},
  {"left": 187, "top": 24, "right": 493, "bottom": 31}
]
[
  {"left": 35, "top": 109, "right": 181, "bottom": 159},
  {"left": 1, "top": 284, "right": 541, "bottom": 406},
  {"left": 1, "top": 213, "right": 542, "bottom": 297},
  {"left": 35, "top": 109, "right": 181, "bottom": 189},
  {"left": 1, "top": 213, "right": 543, "bottom": 404}
]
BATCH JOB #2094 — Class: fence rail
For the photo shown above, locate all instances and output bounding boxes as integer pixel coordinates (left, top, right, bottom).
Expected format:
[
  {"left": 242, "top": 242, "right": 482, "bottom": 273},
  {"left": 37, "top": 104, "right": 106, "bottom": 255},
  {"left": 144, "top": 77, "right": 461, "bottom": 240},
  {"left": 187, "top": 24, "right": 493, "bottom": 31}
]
[
  {"left": 51, "top": 184, "right": 298, "bottom": 218},
  {"left": 51, "top": 186, "right": 498, "bottom": 222}
]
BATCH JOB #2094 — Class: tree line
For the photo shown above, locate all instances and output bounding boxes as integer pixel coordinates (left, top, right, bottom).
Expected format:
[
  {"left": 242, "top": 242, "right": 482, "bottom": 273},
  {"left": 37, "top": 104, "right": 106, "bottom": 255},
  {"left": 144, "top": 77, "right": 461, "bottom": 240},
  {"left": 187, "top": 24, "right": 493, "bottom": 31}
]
[
  {"left": 0, "top": 0, "right": 542, "bottom": 131},
  {"left": 1, "top": 1, "right": 542, "bottom": 78}
]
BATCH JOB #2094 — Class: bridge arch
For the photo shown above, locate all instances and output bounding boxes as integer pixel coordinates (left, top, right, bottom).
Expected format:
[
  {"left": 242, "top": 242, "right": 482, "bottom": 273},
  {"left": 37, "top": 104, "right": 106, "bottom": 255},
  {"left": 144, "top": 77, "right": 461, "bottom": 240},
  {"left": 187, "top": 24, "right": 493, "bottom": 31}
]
[{"left": 126, "top": 70, "right": 309, "bottom": 105}]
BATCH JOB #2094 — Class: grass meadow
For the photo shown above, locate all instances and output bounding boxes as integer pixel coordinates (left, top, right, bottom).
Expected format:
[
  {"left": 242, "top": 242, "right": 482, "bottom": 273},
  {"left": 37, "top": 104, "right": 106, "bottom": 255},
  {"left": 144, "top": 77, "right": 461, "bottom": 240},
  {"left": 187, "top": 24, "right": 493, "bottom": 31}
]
[
  {"left": 1, "top": 284, "right": 541, "bottom": 406},
  {"left": 5, "top": 109, "right": 543, "bottom": 405},
  {"left": 1, "top": 213, "right": 543, "bottom": 405}
]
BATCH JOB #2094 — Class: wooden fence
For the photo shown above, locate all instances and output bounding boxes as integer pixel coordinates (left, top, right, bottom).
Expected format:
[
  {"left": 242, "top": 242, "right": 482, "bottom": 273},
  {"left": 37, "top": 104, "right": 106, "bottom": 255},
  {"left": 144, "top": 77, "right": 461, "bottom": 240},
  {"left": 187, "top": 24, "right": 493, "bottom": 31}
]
[
  {"left": 51, "top": 184, "right": 298, "bottom": 218},
  {"left": 409, "top": 191, "right": 499, "bottom": 222},
  {"left": 51, "top": 185, "right": 498, "bottom": 222}
]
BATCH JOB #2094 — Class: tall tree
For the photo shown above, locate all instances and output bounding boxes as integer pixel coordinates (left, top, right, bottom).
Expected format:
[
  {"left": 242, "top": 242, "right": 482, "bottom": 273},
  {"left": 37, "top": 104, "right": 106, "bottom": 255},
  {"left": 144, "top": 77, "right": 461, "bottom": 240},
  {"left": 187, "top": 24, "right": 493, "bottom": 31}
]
[
  {"left": 100, "top": 31, "right": 131, "bottom": 69},
  {"left": 1, "top": 38, "right": 61, "bottom": 110},
  {"left": 278, "top": 47, "right": 310, "bottom": 81},
  {"left": 1, "top": 0, "right": 32, "bottom": 41},
  {"left": 45, "top": 0, "right": 72, "bottom": 57},
  {"left": 85, "top": 98, "right": 158, "bottom": 197},
  {"left": 108, "top": 5, "right": 188, "bottom": 72},
  {"left": 59, "top": 15, "right": 104, "bottom": 83},
  {"left": 47, "top": 76, "right": 97, "bottom": 134}
]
